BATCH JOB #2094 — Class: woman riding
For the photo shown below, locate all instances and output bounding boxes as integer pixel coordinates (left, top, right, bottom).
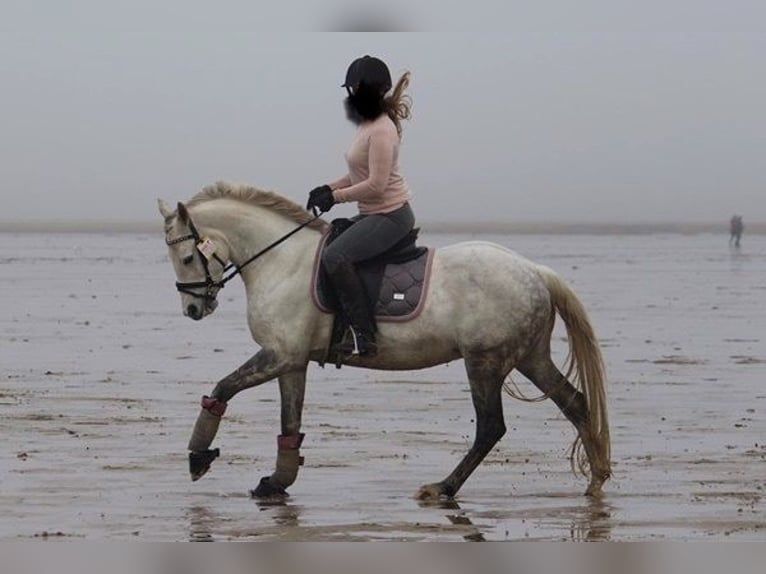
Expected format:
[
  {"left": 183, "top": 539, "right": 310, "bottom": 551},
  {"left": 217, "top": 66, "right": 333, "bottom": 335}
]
[{"left": 306, "top": 55, "right": 415, "bottom": 357}]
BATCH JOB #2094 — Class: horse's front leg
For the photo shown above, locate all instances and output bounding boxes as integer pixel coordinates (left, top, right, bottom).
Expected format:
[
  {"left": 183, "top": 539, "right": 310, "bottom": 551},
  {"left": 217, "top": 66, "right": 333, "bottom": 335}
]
[
  {"left": 187, "top": 348, "right": 303, "bottom": 481},
  {"left": 250, "top": 369, "right": 307, "bottom": 498}
]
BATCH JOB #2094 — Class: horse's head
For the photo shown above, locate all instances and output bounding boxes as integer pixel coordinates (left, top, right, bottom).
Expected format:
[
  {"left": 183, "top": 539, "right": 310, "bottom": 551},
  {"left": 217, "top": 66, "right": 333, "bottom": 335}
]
[{"left": 159, "top": 199, "right": 229, "bottom": 321}]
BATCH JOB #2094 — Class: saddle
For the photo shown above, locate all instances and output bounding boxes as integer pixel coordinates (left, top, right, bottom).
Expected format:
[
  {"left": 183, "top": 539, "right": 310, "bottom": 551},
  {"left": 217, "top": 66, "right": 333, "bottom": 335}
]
[{"left": 312, "top": 218, "right": 434, "bottom": 365}]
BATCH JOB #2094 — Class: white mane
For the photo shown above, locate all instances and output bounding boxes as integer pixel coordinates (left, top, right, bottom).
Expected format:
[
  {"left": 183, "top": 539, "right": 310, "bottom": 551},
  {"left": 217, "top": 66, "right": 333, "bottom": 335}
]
[{"left": 187, "top": 181, "right": 328, "bottom": 232}]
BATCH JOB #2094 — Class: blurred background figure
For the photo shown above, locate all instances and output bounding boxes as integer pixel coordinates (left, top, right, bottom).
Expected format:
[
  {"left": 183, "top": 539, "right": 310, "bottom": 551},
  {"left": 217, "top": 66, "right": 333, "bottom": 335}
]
[{"left": 729, "top": 214, "right": 744, "bottom": 247}]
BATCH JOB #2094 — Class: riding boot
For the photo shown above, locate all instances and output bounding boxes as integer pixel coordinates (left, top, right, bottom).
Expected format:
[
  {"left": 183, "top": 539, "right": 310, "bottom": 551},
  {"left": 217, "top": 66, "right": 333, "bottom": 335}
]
[{"left": 328, "top": 260, "right": 377, "bottom": 356}]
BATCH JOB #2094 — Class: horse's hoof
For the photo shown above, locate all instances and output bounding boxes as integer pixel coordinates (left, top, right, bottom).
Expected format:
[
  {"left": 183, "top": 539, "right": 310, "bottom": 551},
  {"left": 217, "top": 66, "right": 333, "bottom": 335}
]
[
  {"left": 585, "top": 487, "right": 605, "bottom": 498},
  {"left": 250, "top": 476, "right": 289, "bottom": 499},
  {"left": 189, "top": 448, "right": 220, "bottom": 481},
  {"left": 415, "top": 482, "right": 452, "bottom": 500},
  {"left": 585, "top": 479, "right": 605, "bottom": 497}
]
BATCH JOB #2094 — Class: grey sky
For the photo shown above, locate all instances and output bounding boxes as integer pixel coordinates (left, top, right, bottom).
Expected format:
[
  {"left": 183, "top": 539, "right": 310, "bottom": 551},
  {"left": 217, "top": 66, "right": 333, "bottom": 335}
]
[{"left": 1, "top": 2, "right": 764, "bottom": 224}]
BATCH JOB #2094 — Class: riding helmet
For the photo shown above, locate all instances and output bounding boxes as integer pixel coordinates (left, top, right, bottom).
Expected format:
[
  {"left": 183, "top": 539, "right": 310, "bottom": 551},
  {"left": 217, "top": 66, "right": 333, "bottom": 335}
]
[{"left": 342, "top": 55, "right": 392, "bottom": 93}]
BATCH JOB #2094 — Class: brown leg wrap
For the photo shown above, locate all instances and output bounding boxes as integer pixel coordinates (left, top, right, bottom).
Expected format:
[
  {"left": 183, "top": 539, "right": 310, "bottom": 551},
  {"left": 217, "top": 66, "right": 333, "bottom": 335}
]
[
  {"left": 269, "top": 433, "right": 305, "bottom": 489},
  {"left": 188, "top": 396, "right": 227, "bottom": 452}
]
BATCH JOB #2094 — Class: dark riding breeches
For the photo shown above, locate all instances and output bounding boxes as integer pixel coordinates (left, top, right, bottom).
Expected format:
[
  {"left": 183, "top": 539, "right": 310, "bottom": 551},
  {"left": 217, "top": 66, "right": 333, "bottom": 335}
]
[{"left": 321, "top": 202, "right": 415, "bottom": 274}]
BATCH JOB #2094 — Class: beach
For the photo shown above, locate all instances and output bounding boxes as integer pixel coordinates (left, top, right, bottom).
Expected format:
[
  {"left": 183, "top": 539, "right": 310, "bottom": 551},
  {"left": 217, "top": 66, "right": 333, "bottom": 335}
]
[{"left": 1, "top": 230, "right": 764, "bottom": 540}]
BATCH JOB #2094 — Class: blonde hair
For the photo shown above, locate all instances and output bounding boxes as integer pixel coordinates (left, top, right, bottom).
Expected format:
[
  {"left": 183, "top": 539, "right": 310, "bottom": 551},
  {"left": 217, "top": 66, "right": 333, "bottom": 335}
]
[{"left": 383, "top": 72, "right": 412, "bottom": 137}]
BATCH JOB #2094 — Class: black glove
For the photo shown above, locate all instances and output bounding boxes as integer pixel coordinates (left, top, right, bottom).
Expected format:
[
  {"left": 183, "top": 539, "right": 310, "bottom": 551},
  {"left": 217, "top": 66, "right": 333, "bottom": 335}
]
[{"left": 306, "top": 185, "right": 335, "bottom": 214}]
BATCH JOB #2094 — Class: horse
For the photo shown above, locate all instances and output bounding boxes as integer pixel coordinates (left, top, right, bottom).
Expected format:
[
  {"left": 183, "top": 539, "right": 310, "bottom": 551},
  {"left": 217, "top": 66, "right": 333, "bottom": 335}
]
[{"left": 158, "top": 181, "right": 611, "bottom": 500}]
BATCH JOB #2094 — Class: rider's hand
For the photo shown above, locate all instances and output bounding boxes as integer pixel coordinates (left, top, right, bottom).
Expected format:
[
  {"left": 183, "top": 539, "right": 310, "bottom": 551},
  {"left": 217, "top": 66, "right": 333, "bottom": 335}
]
[{"left": 306, "top": 185, "right": 336, "bottom": 214}]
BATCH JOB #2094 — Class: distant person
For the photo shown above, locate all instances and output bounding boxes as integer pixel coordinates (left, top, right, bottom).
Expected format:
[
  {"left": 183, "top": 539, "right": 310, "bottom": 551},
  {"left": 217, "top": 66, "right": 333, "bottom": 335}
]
[
  {"left": 306, "top": 55, "right": 415, "bottom": 356},
  {"left": 729, "top": 215, "right": 744, "bottom": 247}
]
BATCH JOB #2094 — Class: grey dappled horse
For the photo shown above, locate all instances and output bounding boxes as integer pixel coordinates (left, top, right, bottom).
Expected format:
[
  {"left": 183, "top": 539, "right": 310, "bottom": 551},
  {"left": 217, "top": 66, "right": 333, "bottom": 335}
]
[{"left": 159, "top": 182, "right": 611, "bottom": 499}]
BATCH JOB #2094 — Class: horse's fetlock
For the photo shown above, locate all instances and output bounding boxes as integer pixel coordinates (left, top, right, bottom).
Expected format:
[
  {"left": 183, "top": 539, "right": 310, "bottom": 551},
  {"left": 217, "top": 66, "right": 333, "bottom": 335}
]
[{"left": 271, "top": 440, "right": 304, "bottom": 488}]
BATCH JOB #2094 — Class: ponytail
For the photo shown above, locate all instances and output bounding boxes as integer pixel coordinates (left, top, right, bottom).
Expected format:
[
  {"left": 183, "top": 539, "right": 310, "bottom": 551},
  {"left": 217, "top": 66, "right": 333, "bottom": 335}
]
[{"left": 383, "top": 72, "right": 412, "bottom": 137}]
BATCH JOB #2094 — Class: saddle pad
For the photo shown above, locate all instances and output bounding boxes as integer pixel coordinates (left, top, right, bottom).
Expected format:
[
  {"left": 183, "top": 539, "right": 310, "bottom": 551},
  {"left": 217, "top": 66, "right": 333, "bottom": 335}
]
[{"left": 311, "top": 234, "right": 435, "bottom": 323}]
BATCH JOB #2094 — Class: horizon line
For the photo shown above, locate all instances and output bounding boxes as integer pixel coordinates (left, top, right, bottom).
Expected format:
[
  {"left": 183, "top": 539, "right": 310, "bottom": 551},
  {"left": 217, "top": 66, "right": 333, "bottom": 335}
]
[{"left": 1, "top": 219, "right": 764, "bottom": 235}]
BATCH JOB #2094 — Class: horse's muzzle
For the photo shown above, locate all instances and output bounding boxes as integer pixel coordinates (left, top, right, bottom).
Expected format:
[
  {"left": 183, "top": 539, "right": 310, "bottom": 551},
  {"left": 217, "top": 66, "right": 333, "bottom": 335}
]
[
  {"left": 186, "top": 303, "right": 203, "bottom": 320},
  {"left": 185, "top": 298, "right": 218, "bottom": 320}
]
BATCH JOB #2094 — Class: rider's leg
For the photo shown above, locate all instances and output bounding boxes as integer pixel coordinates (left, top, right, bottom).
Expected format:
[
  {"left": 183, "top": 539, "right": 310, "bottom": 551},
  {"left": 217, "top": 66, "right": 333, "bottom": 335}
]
[{"left": 321, "top": 203, "right": 414, "bottom": 355}]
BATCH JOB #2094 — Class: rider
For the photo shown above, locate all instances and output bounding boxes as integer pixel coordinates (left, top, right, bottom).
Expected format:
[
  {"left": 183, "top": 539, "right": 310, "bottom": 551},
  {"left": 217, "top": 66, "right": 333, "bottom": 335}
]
[{"left": 307, "top": 55, "right": 415, "bottom": 357}]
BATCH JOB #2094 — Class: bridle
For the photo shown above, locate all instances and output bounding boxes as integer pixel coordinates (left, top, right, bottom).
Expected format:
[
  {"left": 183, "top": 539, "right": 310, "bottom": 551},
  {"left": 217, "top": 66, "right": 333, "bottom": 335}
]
[
  {"left": 165, "top": 209, "right": 322, "bottom": 302},
  {"left": 165, "top": 216, "right": 231, "bottom": 302}
]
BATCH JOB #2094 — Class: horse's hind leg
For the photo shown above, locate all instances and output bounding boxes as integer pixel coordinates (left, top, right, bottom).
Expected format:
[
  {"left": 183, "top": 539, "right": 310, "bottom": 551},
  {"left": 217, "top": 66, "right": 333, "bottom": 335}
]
[
  {"left": 416, "top": 352, "right": 507, "bottom": 500},
  {"left": 518, "top": 354, "right": 608, "bottom": 496}
]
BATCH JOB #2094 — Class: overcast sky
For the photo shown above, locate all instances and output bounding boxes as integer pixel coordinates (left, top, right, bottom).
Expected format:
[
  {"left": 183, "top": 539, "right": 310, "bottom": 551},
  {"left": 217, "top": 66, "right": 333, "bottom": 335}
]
[{"left": 1, "top": 1, "right": 764, "bottom": 224}]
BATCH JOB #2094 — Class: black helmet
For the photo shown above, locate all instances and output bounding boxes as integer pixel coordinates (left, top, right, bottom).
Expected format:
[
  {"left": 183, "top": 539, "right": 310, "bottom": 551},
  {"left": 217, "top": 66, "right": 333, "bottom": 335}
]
[{"left": 342, "top": 55, "right": 392, "bottom": 93}]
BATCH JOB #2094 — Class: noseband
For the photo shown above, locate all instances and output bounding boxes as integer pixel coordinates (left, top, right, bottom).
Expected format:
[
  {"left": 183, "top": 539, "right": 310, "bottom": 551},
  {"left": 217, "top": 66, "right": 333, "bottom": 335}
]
[{"left": 166, "top": 210, "right": 321, "bottom": 302}]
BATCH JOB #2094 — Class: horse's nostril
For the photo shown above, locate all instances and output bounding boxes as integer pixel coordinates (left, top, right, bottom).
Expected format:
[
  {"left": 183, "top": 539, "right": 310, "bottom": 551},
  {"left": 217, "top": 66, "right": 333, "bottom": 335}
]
[{"left": 187, "top": 303, "right": 199, "bottom": 318}]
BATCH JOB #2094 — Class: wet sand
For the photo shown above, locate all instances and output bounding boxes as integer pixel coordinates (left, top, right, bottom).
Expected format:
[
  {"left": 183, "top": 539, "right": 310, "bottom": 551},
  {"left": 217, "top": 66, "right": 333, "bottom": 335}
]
[{"left": 1, "top": 231, "right": 764, "bottom": 540}]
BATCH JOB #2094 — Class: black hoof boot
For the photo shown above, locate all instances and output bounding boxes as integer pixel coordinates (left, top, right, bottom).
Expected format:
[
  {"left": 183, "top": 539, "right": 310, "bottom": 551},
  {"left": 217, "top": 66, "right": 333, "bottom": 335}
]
[
  {"left": 189, "top": 448, "right": 220, "bottom": 481},
  {"left": 250, "top": 476, "right": 288, "bottom": 498}
]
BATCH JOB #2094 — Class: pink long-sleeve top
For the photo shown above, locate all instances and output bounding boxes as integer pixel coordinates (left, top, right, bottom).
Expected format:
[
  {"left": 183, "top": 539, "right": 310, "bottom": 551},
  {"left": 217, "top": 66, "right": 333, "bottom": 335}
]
[{"left": 330, "top": 114, "right": 411, "bottom": 214}]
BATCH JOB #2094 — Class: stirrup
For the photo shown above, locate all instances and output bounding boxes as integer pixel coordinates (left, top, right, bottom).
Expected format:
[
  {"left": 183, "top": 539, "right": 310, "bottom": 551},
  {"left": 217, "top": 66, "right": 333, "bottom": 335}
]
[{"left": 334, "top": 326, "right": 377, "bottom": 357}]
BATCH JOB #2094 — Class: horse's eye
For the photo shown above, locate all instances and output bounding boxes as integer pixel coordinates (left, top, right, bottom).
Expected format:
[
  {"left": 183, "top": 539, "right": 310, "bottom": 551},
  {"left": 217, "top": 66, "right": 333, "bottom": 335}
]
[{"left": 182, "top": 255, "right": 194, "bottom": 265}]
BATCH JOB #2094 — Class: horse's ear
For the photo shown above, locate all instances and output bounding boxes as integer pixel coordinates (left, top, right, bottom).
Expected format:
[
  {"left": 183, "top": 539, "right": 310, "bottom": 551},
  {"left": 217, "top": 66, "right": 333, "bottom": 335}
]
[
  {"left": 158, "top": 199, "right": 173, "bottom": 220},
  {"left": 177, "top": 202, "right": 189, "bottom": 224}
]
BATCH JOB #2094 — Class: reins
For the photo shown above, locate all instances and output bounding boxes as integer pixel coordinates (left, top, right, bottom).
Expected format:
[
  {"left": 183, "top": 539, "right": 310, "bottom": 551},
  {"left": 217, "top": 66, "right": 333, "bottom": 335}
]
[{"left": 166, "top": 209, "right": 322, "bottom": 300}]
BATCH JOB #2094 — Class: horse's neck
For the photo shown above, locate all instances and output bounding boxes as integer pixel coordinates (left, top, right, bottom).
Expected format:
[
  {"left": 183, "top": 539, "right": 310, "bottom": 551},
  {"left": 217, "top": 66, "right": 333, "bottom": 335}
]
[{"left": 193, "top": 201, "right": 321, "bottom": 291}]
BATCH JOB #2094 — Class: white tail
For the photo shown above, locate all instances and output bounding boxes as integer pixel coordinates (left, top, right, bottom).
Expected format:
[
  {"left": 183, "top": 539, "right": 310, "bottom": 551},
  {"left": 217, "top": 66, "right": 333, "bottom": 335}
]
[{"left": 537, "top": 265, "right": 611, "bottom": 480}]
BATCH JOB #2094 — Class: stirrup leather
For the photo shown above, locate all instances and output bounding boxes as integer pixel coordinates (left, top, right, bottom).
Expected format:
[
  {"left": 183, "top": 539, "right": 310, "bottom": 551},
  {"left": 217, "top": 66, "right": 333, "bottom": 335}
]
[{"left": 348, "top": 326, "right": 363, "bottom": 356}]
